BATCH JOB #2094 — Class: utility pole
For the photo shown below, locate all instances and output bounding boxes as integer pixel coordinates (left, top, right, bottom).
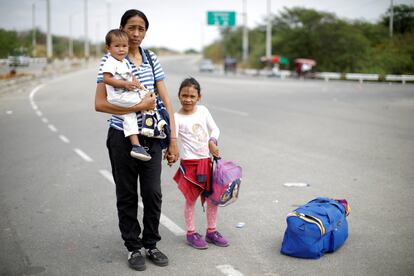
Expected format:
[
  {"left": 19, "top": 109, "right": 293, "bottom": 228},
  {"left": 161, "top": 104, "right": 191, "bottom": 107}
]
[
  {"left": 69, "top": 15, "right": 73, "bottom": 58},
  {"left": 107, "top": 1, "right": 111, "bottom": 30},
  {"left": 46, "top": 0, "right": 52, "bottom": 62},
  {"left": 242, "top": 0, "right": 249, "bottom": 64},
  {"left": 32, "top": 2, "right": 36, "bottom": 57},
  {"left": 84, "top": 0, "right": 90, "bottom": 60},
  {"left": 265, "top": 0, "right": 272, "bottom": 68},
  {"left": 389, "top": 0, "right": 394, "bottom": 38}
]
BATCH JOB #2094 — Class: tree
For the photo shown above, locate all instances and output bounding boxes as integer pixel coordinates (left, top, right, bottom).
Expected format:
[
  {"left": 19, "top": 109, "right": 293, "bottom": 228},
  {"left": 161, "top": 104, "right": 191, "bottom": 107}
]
[{"left": 381, "top": 4, "right": 414, "bottom": 35}]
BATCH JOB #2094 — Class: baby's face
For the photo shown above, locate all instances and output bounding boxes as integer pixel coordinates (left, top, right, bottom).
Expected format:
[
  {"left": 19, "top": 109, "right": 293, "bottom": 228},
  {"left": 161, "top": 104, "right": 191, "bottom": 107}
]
[{"left": 108, "top": 36, "right": 129, "bottom": 61}]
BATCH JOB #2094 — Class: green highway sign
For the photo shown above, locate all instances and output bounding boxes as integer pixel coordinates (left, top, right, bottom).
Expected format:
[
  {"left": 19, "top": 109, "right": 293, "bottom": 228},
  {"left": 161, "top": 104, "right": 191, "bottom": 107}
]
[{"left": 207, "top": 11, "right": 236, "bottom": 27}]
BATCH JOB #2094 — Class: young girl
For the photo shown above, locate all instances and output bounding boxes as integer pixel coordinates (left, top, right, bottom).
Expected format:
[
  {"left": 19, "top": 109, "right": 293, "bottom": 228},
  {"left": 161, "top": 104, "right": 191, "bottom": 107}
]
[{"left": 172, "top": 77, "right": 229, "bottom": 249}]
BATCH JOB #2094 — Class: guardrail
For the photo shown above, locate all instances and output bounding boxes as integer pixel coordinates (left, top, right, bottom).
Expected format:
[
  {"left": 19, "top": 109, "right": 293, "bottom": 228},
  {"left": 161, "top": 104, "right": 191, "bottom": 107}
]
[
  {"left": 385, "top": 75, "right": 414, "bottom": 84},
  {"left": 345, "top": 73, "right": 380, "bottom": 83}
]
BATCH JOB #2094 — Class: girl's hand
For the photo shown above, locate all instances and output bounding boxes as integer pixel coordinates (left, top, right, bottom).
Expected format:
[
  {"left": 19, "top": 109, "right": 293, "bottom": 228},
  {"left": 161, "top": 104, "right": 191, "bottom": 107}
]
[
  {"left": 209, "top": 140, "right": 220, "bottom": 158},
  {"left": 164, "top": 139, "right": 179, "bottom": 166}
]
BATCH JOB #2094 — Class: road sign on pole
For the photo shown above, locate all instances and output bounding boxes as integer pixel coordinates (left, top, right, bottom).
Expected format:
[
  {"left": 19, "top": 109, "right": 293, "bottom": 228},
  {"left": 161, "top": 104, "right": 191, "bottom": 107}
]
[{"left": 207, "top": 11, "right": 236, "bottom": 27}]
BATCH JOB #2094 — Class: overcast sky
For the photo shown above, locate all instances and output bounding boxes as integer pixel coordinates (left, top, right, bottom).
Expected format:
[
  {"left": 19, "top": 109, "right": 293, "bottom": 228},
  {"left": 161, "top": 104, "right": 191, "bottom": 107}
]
[{"left": 0, "top": 0, "right": 412, "bottom": 52}]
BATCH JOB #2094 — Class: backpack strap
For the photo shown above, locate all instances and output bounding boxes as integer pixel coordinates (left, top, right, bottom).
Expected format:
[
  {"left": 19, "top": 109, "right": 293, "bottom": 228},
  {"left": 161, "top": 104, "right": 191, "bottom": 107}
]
[{"left": 144, "top": 49, "right": 156, "bottom": 91}]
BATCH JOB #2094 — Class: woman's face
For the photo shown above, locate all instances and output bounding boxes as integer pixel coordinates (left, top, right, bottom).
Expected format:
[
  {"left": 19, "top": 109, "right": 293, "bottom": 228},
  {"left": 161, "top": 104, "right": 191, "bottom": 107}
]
[{"left": 121, "top": 15, "right": 147, "bottom": 48}]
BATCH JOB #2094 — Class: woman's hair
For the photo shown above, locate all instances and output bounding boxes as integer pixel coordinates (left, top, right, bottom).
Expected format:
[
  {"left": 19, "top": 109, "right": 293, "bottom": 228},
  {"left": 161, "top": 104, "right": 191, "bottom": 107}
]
[
  {"left": 178, "top": 77, "right": 201, "bottom": 96},
  {"left": 120, "top": 9, "right": 149, "bottom": 30},
  {"left": 105, "top": 29, "right": 129, "bottom": 46}
]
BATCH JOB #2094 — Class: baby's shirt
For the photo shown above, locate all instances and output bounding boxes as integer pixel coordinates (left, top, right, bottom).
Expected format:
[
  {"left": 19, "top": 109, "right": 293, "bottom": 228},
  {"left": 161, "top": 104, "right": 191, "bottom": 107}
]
[{"left": 101, "top": 55, "right": 140, "bottom": 108}]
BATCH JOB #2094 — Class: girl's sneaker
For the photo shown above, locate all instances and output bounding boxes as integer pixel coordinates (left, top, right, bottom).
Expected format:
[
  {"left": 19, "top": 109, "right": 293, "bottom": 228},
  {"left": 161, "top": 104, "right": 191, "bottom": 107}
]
[
  {"left": 205, "top": 231, "right": 230, "bottom": 247},
  {"left": 186, "top": 232, "right": 208, "bottom": 249}
]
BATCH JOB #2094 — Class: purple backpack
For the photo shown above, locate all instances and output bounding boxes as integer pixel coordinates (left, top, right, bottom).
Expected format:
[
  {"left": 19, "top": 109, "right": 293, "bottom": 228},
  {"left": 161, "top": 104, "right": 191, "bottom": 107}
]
[{"left": 209, "top": 158, "right": 242, "bottom": 207}]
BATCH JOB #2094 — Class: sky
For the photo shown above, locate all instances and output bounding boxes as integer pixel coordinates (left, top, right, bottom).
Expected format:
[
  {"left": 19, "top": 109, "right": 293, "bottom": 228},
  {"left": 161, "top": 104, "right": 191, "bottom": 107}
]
[{"left": 0, "top": 0, "right": 413, "bottom": 52}]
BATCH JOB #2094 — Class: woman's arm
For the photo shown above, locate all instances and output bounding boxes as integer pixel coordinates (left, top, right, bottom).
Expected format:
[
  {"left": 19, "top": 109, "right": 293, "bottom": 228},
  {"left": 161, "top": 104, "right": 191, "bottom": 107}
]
[
  {"left": 95, "top": 82, "right": 156, "bottom": 115},
  {"left": 156, "top": 80, "right": 179, "bottom": 163}
]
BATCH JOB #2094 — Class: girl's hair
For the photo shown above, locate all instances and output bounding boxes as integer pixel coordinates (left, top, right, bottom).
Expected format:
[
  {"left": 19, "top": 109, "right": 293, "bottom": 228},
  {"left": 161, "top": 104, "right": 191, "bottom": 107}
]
[
  {"left": 105, "top": 29, "right": 129, "bottom": 46},
  {"left": 120, "top": 9, "right": 149, "bottom": 30},
  {"left": 178, "top": 77, "right": 201, "bottom": 96}
]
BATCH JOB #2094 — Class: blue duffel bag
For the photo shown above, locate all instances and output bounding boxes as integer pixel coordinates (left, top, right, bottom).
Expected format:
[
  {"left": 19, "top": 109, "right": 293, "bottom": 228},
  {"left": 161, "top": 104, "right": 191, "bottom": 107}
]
[{"left": 280, "top": 197, "right": 350, "bottom": 259}]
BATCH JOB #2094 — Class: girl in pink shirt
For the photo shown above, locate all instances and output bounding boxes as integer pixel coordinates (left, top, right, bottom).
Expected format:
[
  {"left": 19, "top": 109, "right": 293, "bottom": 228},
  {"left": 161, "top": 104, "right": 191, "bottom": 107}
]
[{"left": 172, "top": 77, "right": 229, "bottom": 249}]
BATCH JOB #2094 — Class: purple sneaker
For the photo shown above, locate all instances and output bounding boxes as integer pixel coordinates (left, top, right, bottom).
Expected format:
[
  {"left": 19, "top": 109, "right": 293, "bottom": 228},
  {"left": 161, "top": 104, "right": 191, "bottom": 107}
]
[
  {"left": 205, "top": 231, "right": 230, "bottom": 247},
  {"left": 187, "top": 232, "right": 208, "bottom": 249}
]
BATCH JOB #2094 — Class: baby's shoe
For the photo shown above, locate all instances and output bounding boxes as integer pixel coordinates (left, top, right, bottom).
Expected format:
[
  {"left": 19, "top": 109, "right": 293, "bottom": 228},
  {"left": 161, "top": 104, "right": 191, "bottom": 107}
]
[
  {"left": 205, "top": 231, "right": 229, "bottom": 247},
  {"left": 186, "top": 232, "right": 208, "bottom": 249},
  {"left": 130, "top": 145, "right": 151, "bottom": 161}
]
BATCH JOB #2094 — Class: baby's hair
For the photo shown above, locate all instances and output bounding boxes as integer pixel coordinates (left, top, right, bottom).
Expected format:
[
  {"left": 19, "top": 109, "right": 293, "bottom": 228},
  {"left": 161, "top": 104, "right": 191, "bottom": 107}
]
[
  {"left": 105, "top": 29, "right": 129, "bottom": 47},
  {"left": 178, "top": 77, "right": 201, "bottom": 96}
]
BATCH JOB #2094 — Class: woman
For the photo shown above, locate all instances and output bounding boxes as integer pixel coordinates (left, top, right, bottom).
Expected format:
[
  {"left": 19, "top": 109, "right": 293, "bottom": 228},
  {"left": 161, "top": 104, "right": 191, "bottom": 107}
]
[{"left": 95, "top": 9, "right": 179, "bottom": 271}]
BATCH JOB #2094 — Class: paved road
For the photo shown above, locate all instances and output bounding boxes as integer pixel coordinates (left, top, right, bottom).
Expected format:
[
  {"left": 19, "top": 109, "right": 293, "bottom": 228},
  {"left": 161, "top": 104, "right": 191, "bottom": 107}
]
[{"left": 1, "top": 55, "right": 413, "bottom": 276}]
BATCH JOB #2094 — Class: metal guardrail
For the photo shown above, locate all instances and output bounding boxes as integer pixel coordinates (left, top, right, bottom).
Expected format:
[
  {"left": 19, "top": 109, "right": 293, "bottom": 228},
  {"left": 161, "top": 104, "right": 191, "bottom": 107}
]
[
  {"left": 385, "top": 75, "right": 414, "bottom": 84},
  {"left": 345, "top": 73, "right": 380, "bottom": 83}
]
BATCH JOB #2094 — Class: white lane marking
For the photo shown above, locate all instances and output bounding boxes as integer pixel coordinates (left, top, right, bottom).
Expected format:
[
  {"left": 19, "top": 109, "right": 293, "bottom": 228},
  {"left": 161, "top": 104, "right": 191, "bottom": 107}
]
[
  {"left": 99, "top": 169, "right": 114, "bottom": 184},
  {"left": 283, "top": 182, "right": 309, "bottom": 187},
  {"left": 42, "top": 117, "right": 49, "bottom": 124},
  {"left": 99, "top": 169, "right": 186, "bottom": 236},
  {"left": 36, "top": 110, "right": 43, "bottom": 117},
  {"left": 48, "top": 124, "right": 57, "bottom": 132},
  {"left": 210, "top": 106, "right": 248, "bottom": 117},
  {"left": 6, "top": 110, "right": 13, "bottom": 115},
  {"left": 29, "top": 84, "right": 44, "bottom": 101},
  {"left": 216, "top": 264, "right": 244, "bottom": 276},
  {"left": 59, "top": 135, "right": 70, "bottom": 143},
  {"left": 137, "top": 201, "right": 186, "bottom": 236},
  {"left": 74, "top": 148, "right": 94, "bottom": 162}
]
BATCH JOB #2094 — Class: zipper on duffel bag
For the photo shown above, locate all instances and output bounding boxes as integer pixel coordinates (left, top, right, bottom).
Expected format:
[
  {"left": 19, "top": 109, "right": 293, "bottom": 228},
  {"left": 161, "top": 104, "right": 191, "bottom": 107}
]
[{"left": 287, "top": 212, "right": 326, "bottom": 235}]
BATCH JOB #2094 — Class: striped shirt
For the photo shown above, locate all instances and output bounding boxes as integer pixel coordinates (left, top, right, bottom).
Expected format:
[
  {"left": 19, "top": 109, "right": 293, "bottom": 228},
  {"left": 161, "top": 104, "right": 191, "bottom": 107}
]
[{"left": 97, "top": 48, "right": 166, "bottom": 132}]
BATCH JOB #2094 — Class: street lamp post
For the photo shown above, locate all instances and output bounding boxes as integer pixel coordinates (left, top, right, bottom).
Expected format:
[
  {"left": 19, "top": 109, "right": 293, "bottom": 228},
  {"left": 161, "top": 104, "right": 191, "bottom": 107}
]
[
  {"left": 32, "top": 2, "right": 36, "bottom": 57},
  {"left": 69, "top": 14, "right": 74, "bottom": 58},
  {"left": 242, "top": 0, "right": 249, "bottom": 64},
  {"left": 46, "top": 0, "right": 52, "bottom": 62},
  {"left": 84, "top": 0, "right": 90, "bottom": 60},
  {"left": 265, "top": 0, "right": 272, "bottom": 68},
  {"left": 389, "top": 0, "right": 394, "bottom": 38}
]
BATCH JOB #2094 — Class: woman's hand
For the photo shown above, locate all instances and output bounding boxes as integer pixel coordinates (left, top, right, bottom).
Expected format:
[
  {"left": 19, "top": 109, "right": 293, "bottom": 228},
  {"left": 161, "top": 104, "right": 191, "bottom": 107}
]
[
  {"left": 209, "top": 140, "right": 220, "bottom": 158},
  {"left": 133, "top": 92, "right": 156, "bottom": 112},
  {"left": 164, "top": 139, "right": 179, "bottom": 166}
]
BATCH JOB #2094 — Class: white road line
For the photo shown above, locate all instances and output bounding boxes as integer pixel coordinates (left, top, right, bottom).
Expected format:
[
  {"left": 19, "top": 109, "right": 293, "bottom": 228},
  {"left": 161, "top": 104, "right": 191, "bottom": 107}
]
[
  {"left": 137, "top": 201, "right": 186, "bottom": 236},
  {"left": 48, "top": 124, "right": 57, "bottom": 132},
  {"left": 216, "top": 265, "right": 244, "bottom": 276},
  {"left": 36, "top": 110, "right": 43, "bottom": 117},
  {"left": 159, "top": 214, "right": 186, "bottom": 236},
  {"left": 99, "top": 169, "right": 114, "bottom": 184},
  {"left": 210, "top": 106, "right": 249, "bottom": 117},
  {"left": 42, "top": 117, "right": 49, "bottom": 124},
  {"left": 73, "top": 148, "right": 94, "bottom": 162},
  {"left": 6, "top": 110, "right": 13, "bottom": 115},
  {"left": 59, "top": 135, "right": 70, "bottom": 143},
  {"left": 99, "top": 169, "right": 186, "bottom": 236}
]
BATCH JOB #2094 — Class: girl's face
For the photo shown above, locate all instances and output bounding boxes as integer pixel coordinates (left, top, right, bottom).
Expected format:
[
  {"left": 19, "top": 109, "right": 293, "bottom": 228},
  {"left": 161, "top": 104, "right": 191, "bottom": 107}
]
[
  {"left": 121, "top": 16, "right": 147, "bottom": 48},
  {"left": 108, "top": 36, "right": 129, "bottom": 61},
  {"left": 178, "top": 86, "right": 200, "bottom": 114}
]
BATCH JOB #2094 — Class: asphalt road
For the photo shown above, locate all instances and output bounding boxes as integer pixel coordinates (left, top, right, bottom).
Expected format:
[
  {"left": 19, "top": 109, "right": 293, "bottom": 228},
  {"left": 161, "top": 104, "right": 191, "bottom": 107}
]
[{"left": 1, "top": 55, "right": 413, "bottom": 276}]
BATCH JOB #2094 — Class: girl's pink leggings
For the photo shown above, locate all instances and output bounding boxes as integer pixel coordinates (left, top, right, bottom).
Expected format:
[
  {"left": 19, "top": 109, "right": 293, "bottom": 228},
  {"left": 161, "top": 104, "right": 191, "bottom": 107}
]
[{"left": 184, "top": 198, "right": 218, "bottom": 233}]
